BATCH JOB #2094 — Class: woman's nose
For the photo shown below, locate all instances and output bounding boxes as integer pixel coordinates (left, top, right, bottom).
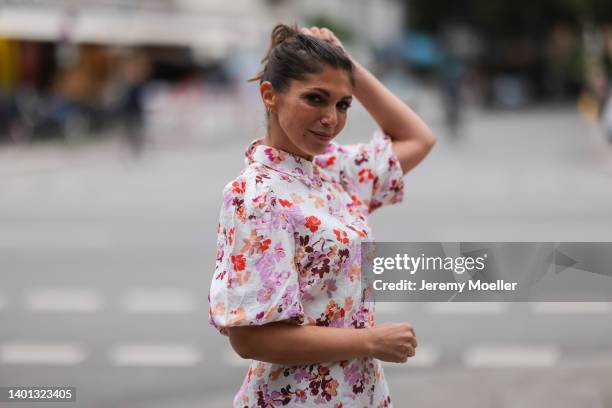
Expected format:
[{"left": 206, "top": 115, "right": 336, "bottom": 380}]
[{"left": 320, "top": 108, "right": 338, "bottom": 127}]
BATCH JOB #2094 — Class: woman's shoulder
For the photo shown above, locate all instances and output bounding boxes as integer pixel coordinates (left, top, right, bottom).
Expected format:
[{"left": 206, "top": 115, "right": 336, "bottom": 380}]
[
  {"left": 315, "top": 130, "right": 395, "bottom": 173},
  {"left": 221, "top": 164, "right": 285, "bottom": 207},
  {"left": 314, "top": 141, "right": 349, "bottom": 173}
]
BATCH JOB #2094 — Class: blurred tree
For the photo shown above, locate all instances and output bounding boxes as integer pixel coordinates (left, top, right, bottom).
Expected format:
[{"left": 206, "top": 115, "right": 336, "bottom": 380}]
[
  {"left": 307, "top": 16, "right": 353, "bottom": 45},
  {"left": 407, "top": 0, "right": 612, "bottom": 33},
  {"left": 406, "top": 0, "right": 612, "bottom": 102}
]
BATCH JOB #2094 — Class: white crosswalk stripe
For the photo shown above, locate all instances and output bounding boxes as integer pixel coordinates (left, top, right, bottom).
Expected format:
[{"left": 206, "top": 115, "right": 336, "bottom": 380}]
[
  {"left": 0, "top": 342, "right": 86, "bottom": 365},
  {"left": 530, "top": 302, "right": 612, "bottom": 314},
  {"left": 24, "top": 288, "right": 103, "bottom": 312},
  {"left": 464, "top": 345, "right": 560, "bottom": 368},
  {"left": 425, "top": 302, "right": 509, "bottom": 314},
  {"left": 121, "top": 289, "right": 197, "bottom": 313}
]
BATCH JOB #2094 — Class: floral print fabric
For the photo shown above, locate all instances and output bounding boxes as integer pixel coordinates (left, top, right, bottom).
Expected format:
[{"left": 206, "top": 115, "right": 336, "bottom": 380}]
[{"left": 208, "top": 130, "right": 404, "bottom": 407}]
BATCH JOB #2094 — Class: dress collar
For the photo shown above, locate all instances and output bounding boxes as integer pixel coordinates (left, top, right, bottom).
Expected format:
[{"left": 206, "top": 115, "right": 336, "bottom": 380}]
[{"left": 245, "top": 138, "right": 333, "bottom": 189}]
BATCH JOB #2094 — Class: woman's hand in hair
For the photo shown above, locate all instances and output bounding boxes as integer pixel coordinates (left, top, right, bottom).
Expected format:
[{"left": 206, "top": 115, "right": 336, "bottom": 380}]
[{"left": 300, "top": 26, "right": 347, "bottom": 55}]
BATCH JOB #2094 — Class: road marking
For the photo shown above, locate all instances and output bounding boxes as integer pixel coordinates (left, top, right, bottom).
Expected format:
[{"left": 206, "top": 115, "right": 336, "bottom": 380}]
[
  {"left": 0, "top": 342, "right": 86, "bottom": 365},
  {"left": 425, "top": 302, "right": 509, "bottom": 314},
  {"left": 109, "top": 344, "right": 200, "bottom": 367},
  {"left": 381, "top": 346, "right": 440, "bottom": 368},
  {"left": 530, "top": 302, "right": 611, "bottom": 314},
  {"left": 25, "top": 288, "right": 102, "bottom": 312},
  {"left": 464, "top": 345, "right": 560, "bottom": 368},
  {"left": 121, "top": 290, "right": 197, "bottom": 313}
]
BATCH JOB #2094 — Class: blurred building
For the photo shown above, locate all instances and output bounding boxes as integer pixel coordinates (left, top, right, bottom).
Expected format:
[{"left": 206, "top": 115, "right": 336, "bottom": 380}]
[{"left": 0, "top": 0, "right": 405, "bottom": 144}]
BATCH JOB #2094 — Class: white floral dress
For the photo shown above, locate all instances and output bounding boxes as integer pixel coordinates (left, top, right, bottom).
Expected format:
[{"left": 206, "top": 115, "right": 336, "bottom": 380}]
[{"left": 208, "top": 130, "right": 404, "bottom": 407}]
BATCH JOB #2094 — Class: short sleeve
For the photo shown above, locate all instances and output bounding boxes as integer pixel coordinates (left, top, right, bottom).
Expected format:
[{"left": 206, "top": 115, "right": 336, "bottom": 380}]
[
  {"left": 323, "top": 129, "right": 404, "bottom": 214},
  {"left": 208, "top": 176, "right": 304, "bottom": 336}
]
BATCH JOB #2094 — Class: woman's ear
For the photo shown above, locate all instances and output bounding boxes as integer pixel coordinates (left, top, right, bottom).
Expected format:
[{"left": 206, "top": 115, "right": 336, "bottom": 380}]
[{"left": 260, "top": 81, "right": 277, "bottom": 113}]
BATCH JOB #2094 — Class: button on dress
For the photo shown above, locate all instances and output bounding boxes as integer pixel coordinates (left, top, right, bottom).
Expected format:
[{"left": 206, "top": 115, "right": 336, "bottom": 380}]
[{"left": 208, "top": 130, "right": 405, "bottom": 407}]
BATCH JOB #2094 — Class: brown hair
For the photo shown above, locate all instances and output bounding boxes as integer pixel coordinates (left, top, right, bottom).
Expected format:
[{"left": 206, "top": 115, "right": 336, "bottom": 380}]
[{"left": 249, "top": 23, "right": 354, "bottom": 93}]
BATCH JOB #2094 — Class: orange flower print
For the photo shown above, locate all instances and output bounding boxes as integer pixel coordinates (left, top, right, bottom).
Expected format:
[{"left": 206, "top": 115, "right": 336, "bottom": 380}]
[
  {"left": 252, "top": 192, "right": 268, "bottom": 210},
  {"left": 253, "top": 362, "right": 265, "bottom": 378},
  {"left": 228, "top": 305, "right": 246, "bottom": 325},
  {"left": 344, "top": 296, "right": 353, "bottom": 311},
  {"left": 358, "top": 168, "right": 374, "bottom": 183},
  {"left": 241, "top": 229, "right": 272, "bottom": 255},
  {"left": 212, "top": 301, "right": 225, "bottom": 318},
  {"left": 278, "top": 198, "right": 293, "bottom": 208},
  {"left": 347, "top": 264, "right": 361, "bottom": 282},
  {"left": 308, "top": 194, "right": 325, "bottom": 209},
  {"left": 270, "top": 367, "right": 283, "bottom": 381},
  {"left": 231, "top": 254, "right": 246, "bottom": 271},
  {"left": 290, "top": 193, "right": 304, "bottom": 204},
  {"left": 324, "top": 156, "right": 336, "bottom": 167},
  {"left": 325, "top": 379, "right": 339, "bottom": 397},
  {"left": 232, "top": 180, "right": 246, "bottom": 194},
  {"left": 351, "top": 194, "right": 363, "bottom": 207},
  {"left": 304, "top": 216, "right": 321, "bottom": 232},
  {"left": 231, "top": 270, "right": 251, "bottom": 287},
  {"left": 333, "top": 229, "right": 349, "bottom": 244},
  {"left": 347, "top": 225, "right": 367, "bottom": 238}
]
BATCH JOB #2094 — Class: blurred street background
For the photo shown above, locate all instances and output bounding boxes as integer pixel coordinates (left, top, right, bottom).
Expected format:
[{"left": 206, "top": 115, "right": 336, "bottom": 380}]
[{"left": 1, "top": 0, "right": 612, "bottom": 407}]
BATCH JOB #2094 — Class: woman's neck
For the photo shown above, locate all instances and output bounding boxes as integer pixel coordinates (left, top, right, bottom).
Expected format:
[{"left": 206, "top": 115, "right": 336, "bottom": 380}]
[{"left": 263, "top": 124, "right": 314, "bottom": 161}]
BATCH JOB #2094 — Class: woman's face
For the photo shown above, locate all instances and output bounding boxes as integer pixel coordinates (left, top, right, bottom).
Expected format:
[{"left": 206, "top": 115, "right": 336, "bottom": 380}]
[{"left": 263, "top": 66, "right": 353, "bottom": 160}]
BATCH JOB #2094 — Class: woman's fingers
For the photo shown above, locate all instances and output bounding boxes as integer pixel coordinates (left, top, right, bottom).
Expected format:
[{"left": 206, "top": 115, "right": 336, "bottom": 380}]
[
  {"left": 409, "top": 336, "right": 418, "bottom": 349},
  {"left": 320, "top": 28, "right": 338, "bottom": 43},
  {"left": 302, "top": 26, "right": 338, "bottom": 45},
  {"left": 309, "top": 26, "right": 321, "bottom": 37},
  {"left": 320, "top": 28, "right": 333, "bottom": 41}
]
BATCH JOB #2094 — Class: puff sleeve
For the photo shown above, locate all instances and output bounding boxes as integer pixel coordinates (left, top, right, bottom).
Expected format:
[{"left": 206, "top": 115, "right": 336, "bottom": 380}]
[
  {"left": 322, "top": 129, "right": 404, "bottom": 214},
  {"left": 208, "top": 176, "right": 304, "bottom": 336}
]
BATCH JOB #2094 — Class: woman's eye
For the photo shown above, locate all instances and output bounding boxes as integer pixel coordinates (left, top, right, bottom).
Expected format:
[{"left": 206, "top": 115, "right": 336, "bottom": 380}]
[
  {"left": 306, "top": 94, "right": 323, "bottom": 103},
  {"left": 337, "top": 101, "right": 352, "bottom": 111}
]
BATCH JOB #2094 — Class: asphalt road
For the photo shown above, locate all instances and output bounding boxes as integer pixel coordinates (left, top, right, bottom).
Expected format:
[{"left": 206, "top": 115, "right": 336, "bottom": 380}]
[{"left": 1, "top": 105, "right": 611, "bottom": 407}]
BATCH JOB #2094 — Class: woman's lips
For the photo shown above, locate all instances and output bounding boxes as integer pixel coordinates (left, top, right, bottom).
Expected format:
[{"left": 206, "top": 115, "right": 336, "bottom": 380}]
[{"left": 309, "top": 129, "right": 334, "bottom": 140}]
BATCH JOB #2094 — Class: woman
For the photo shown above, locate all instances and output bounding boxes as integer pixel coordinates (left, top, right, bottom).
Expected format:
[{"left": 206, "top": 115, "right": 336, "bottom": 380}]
[{"left": 208, "top": 24, "right": 436, "bottom": 407}]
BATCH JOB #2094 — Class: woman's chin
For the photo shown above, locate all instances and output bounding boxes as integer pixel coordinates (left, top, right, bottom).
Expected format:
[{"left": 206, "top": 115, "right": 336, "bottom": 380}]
[{"left": 310, "top": 143, "right": 330, "bottom": 156}]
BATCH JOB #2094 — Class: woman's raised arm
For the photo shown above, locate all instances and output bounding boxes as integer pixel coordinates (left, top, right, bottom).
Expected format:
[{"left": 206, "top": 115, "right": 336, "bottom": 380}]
[
  {"left": 301, "top": 26, "right": 436, "bottom": 175},
  {"left": 351, "top": 60, "right": 436, "bottom": 175}
]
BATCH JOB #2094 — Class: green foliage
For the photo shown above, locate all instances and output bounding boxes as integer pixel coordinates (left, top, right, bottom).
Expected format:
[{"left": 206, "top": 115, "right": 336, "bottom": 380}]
[
  {"left": 307, "top": 15, "right": 354, "bottom": 45},
  {"left": 407, "top": 0, "right": 612, "bottom": 33}
]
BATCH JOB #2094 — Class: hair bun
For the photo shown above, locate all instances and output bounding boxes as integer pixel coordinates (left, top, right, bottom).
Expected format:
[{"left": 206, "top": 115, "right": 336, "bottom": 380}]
[
  {"left": 269, "top": 23, "right": 299, "bottom": 52},
  {"left": 248, "top": 22, "right": 353, "bottom": 88}
]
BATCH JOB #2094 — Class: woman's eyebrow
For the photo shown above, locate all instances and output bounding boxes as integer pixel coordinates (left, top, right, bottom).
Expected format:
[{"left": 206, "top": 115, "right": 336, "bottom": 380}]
[{"left": 307, "top": 87, "right": 352, "bottom": 100}]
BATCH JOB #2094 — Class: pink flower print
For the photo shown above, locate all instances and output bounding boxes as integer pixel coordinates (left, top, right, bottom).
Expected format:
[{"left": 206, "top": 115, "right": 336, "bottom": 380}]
[{"left": 264, "top": 147, "right": 285, "bottom": 164}]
